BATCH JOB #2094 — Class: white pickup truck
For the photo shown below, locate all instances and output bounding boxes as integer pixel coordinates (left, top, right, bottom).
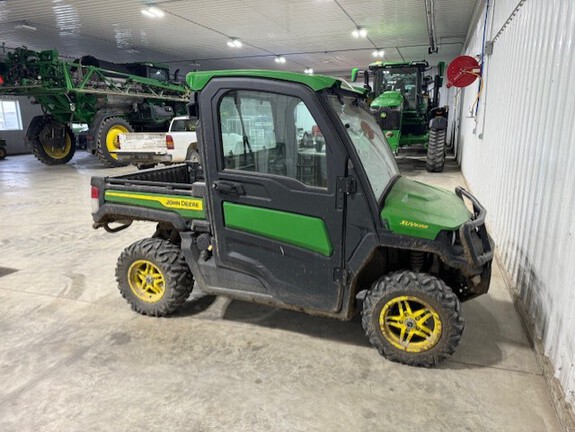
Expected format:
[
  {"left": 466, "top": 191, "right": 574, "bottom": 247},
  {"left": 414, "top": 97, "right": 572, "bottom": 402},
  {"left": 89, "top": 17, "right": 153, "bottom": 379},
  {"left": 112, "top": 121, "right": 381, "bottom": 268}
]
[{"left": 116, "top": 116, "right": 199, "bottom": 168}]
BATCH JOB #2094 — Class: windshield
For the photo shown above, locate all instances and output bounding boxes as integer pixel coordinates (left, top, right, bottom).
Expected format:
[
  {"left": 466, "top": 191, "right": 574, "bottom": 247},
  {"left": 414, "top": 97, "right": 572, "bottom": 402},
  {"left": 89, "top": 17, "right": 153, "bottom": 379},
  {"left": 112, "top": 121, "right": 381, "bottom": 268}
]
[
  {"left": 374, "top": 67, "right": 418, "bottom": 109},
  {"left": 328, "top": 95, "right": 399, "bottom": 200}
]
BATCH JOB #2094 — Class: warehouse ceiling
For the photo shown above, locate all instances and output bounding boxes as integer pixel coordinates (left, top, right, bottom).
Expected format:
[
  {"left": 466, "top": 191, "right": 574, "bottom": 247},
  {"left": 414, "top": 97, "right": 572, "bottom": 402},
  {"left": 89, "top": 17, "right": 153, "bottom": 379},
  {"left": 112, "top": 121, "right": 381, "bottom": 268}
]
[{"left": 0, "top": 0, "right": 477, "bottom": 76}]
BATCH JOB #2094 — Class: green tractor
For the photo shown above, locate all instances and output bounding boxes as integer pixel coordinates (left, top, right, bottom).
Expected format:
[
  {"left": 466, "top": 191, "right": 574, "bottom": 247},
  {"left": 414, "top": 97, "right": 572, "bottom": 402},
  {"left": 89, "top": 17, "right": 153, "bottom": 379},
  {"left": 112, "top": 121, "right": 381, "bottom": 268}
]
[
  {"left": 0, "top": 47, "right": 189, "bottom": 167},
  {"left": 352, "top": 61, "right": 448, "bottom": 172}
]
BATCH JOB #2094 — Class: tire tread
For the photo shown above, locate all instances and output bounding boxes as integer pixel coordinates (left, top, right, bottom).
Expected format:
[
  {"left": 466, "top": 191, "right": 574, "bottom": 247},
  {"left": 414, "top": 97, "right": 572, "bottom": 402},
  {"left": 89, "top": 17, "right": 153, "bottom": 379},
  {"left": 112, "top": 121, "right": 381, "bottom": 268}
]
[
  {"left": 362, "top": 270, "right": 464, "bottom": 367},
  {"left": 116, "top": 238, "right": 193, "bottom": 316}
]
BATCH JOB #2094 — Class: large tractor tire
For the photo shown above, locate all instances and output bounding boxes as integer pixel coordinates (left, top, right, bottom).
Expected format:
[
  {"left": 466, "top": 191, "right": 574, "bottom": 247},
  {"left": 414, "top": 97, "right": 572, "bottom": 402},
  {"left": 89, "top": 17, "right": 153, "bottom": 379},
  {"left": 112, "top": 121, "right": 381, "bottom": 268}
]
[
  {"left": 426, "top": 128, "right": 446, "bottom": 172},
  {"left": 362, "top": 270, "right": 464, "bottom": 367},
  {"left": 116, "top": 238, "right": 194, "bottom": 316},
  {"left": 28, "top": 117, "right": 75, "bottom": 165},
  {"left": 96, "top": 116, "right": 132, "bottom": 167}
]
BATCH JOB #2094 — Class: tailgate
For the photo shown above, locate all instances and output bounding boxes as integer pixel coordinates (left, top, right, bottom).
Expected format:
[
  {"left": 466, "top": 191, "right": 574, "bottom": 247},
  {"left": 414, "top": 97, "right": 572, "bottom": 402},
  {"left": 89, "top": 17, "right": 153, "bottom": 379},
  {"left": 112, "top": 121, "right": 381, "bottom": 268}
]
[{"left": 117, "top": 133, "right": 167, "bottom": 153}]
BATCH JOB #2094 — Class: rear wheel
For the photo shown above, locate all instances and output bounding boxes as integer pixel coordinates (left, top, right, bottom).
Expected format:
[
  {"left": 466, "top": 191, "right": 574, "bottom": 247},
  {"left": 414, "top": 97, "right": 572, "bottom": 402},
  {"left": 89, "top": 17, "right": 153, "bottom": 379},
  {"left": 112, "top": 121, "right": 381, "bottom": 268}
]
[
  {"left": 426, "top": 128, "right": 446, "bottom": 172},
  {"left": 362, "top": 270, "right": 464, "bottom": 367},
  {"left": 0, "top": 147, "right": 6, "bottom": 160},
  {"left": 28, "top": 117, "right": 75, "bottom": 165},
  {"left": 96, "top": 117, "right": 132, "bottom": 167},
  {"left": 185, "top": 144, "right": 201, "bottom": 163},
  {"left": 116, "top": 238, "right": 193, "bottom": 316}
]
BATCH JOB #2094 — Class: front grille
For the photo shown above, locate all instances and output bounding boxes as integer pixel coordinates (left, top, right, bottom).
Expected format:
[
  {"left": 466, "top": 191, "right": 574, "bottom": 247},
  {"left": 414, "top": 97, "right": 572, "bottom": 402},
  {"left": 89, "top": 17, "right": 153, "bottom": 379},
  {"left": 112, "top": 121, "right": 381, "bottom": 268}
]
[{"left": 377, "top": 109, "right": 401, "bottom": 130}]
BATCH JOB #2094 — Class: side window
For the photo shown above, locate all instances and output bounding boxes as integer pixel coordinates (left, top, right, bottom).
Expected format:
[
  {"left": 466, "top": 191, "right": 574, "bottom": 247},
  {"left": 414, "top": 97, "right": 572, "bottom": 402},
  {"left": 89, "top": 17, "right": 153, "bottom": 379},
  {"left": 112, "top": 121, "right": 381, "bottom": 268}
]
[
  {"left": 0, "top": 100, "right": 23, "bottom": 131},
  {"left": 218, "top": 91, "right": 327, "bottom": 189},
  {"left": 171, "top": 120, "right": 185, "bottom": 132}
]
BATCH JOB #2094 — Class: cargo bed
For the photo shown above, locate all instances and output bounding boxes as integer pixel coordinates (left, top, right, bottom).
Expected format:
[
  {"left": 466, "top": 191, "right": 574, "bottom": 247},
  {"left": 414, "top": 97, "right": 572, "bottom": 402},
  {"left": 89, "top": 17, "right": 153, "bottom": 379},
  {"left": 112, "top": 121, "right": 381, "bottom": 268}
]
[{"left": 91, "top": 163, "right": 208, "bottom": 232}]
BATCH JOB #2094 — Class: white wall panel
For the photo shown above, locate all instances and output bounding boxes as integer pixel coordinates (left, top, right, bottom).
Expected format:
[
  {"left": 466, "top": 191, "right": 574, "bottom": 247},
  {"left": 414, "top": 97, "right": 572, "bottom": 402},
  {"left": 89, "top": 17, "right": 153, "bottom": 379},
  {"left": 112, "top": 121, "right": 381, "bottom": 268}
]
[{"left": 453, "top": 0, "right": 575, "bottom": 409}]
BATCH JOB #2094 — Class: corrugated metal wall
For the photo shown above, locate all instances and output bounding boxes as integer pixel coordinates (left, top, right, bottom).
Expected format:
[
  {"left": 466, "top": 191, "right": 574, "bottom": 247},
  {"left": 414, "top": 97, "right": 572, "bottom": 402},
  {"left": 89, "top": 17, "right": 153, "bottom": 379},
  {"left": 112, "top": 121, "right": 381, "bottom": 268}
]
[
  {"left": 0, "top": 96, "right": 44, "bottom": 154},
  {"left": 452, "top": 0, "right": 575, "bottom": 409}
]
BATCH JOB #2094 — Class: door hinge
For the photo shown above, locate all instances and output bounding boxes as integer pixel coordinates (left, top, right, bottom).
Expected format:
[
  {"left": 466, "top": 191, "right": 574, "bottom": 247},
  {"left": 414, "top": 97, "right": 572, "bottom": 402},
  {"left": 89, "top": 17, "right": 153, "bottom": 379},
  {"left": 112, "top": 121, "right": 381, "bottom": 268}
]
[
  {"left": 333, "top": 267, "right": 349, "bottom": 284},
  {"left": 342, "top": 176, "right": 356, "bottom": 194},
  {"left": 336, "top": 176, "right": 356, "bottom": 210}
]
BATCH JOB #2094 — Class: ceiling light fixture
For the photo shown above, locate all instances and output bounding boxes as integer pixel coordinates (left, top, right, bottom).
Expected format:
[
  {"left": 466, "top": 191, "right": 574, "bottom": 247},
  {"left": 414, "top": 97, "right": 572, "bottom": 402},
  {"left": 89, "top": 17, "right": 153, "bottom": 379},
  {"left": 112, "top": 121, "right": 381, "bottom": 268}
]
[
  {"left": 304, "top": 68, "right": 314, "bottom": 74},
  {"left": 141, "top": 6, "right": 164, "bottom": 18},
  {"left": 352, "top": 27, "right": 367, "bottom": 38},
  {"left": 372, "top": 49, "right": 385, "bottom": 58},
  {"left": 15, "top": 21, "right": 37, "bottom": 31},
  {"left": 274, "top": 56, "right": 286, "bottom": 64},
  {"left": 226, "top": 38, "right": 242, "bottom": 48}
]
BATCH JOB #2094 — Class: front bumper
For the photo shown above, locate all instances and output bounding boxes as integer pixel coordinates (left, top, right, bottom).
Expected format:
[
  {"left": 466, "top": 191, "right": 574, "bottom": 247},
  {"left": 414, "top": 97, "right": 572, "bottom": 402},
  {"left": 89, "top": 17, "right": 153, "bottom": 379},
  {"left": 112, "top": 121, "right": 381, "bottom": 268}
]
[
  {"left": 115, "top": 152, "right": 173, "bottom": 163},
  {"left": 455, "top": 187, "right": 494, "bottom": 268}
]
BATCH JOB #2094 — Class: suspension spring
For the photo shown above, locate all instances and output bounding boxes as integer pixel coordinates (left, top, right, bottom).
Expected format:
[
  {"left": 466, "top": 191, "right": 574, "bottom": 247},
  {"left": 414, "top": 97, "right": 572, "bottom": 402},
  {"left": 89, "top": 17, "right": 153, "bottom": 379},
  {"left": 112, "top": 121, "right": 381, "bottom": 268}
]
[{"left": 410, "top": 251, "right": 425, "bottom": 272}]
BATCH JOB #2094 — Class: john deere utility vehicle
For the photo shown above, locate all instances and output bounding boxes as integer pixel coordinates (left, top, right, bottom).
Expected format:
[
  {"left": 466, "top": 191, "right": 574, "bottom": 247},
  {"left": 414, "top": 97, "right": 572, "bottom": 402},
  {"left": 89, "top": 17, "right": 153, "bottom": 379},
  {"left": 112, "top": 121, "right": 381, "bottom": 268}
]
[
  {"left": 352, "top": 61, "right": 448, "bottom": 172},
  {"left": 0, "top": 47, "right": 189, "bottom": 166},
  {"left": 91, "top": 70, "right": 493, "bottom": 367}
]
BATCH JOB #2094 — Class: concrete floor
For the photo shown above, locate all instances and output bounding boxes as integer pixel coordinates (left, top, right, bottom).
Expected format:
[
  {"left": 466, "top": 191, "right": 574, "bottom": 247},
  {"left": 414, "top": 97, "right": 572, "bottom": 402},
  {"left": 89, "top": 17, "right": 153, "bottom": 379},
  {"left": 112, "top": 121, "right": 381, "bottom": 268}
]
[{"left": 0, "top": 151, "right": 564, "bottom": 432}]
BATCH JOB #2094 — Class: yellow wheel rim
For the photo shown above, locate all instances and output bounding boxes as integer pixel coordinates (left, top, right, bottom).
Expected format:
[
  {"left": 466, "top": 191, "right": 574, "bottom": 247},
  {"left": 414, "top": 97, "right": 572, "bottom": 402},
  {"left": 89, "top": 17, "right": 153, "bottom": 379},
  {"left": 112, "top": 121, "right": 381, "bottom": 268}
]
[
  {"left": 105, "top": 125, "right": 128, "bottom": 160},
  {"left": 379, "top": 295, "right": 442, "bottom": 353},
  {"left": 128, "top": 259, "right": 166, "bottom": 303},
  {"left": 43, "top": 132, "right": 72, "bottom": 159}
]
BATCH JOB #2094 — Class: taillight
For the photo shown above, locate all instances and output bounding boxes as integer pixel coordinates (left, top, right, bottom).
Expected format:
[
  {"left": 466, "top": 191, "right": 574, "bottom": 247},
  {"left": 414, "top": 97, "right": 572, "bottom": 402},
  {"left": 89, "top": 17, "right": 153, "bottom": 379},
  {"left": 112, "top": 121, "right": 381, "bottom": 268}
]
[
  {"left": 166, "top": 134, "right": 174, "bottom": 149},
  {"left": 91, "top": 186, "right": 100, "bottom": 213},
  {"left": 0, "top": 75, "right": 4, "bottom": 85}
]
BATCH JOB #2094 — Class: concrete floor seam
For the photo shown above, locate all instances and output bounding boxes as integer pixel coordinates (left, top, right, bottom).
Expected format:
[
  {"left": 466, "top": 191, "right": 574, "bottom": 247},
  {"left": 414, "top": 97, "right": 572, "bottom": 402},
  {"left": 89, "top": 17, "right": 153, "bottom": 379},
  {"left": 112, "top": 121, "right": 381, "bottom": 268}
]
[
  {"left": 0, "top": 286, "right": 128, "bottom": 310},
  {"left": 446, "top": 359, "right": 544, "bottom": 376}
]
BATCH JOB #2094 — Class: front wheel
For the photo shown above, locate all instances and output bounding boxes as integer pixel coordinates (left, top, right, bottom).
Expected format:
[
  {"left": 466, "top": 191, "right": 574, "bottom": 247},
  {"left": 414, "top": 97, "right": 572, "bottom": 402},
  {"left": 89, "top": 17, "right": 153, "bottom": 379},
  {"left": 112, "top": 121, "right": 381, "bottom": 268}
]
[
  {"left": 0, "top": 147, "right": 6, "bottom": 160},
  {"left": 96, "top": 117, "right": 132, "bottom": 167},
  {"left": 362, "top": 270, "right": 464, "bottom": 367},
  {"left": 426, "top": 128, "right": 446, "bottom": 172},
  {"left": 116, "top": 238, "right": 193, "bottom": 316}
]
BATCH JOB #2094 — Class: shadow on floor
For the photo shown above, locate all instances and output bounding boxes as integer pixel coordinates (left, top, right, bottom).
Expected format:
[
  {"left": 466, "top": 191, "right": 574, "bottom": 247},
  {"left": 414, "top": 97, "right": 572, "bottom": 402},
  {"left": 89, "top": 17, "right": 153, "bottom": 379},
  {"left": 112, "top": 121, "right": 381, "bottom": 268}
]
[
  {"left": 0, "top": 267, "right": 19, "bottom": 278},
  {"left": 175, "top": 288, "right": 533, "bottom": 371},
  {"left": 222, "top": 299, "right": 369, "bottom": 348}
]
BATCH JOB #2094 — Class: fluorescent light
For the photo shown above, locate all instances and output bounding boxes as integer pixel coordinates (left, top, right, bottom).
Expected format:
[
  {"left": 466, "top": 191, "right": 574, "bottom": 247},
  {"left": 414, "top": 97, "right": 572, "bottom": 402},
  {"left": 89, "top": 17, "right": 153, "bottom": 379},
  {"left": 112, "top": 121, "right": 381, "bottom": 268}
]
[
  {"left": 372, "top": 49, "right": 384, "bottom": 57},
  {"left": 141, "top": 6, "right": 164, "bottom": 18},
  {"left": 275, "top": 56, "right": 286, "bottom": 64},
  {"left": 227, "top": 38, "right": 242, "bottom": 48},
  {"left": 304, "top": 68, "right": 313, "bottom": 74},
  {"left": 15, "top": 21, "right": 37, "bottom": 31},
  {"left": 352, "top": 27, "right": 367, "bottom": 38},
  {"left": 148, "top": 6, "right": 164, "bottom": 17}
]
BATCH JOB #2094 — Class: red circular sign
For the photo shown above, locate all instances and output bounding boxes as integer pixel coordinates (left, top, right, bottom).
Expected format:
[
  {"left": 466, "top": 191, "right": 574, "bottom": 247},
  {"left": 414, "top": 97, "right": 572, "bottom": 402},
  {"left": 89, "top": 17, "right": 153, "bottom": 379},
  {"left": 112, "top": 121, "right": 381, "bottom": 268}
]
[{"left": 447, "top": 55, "right": 480, "bottom": 88}]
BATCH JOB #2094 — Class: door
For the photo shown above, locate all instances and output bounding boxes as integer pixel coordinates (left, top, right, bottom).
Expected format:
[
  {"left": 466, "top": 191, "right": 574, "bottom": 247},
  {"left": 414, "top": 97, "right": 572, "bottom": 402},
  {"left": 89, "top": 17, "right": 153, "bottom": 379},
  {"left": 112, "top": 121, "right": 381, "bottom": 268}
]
[{"left": 200, "top": 79, "right": 348, "bottom": 312}]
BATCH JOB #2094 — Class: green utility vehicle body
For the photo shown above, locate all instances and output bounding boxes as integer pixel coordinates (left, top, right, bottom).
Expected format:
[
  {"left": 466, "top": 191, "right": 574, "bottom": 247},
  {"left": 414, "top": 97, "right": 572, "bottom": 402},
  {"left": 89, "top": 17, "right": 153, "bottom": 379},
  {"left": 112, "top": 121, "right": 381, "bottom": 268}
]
[
  {"left": 0, "top": 47, "right": 189, "bottom": 166},
  {"left": 92, "top": 70, "right": 493, "bottom": 367},
  {"left": 352, "top": 61, "right": 449, "bottom": 172}
]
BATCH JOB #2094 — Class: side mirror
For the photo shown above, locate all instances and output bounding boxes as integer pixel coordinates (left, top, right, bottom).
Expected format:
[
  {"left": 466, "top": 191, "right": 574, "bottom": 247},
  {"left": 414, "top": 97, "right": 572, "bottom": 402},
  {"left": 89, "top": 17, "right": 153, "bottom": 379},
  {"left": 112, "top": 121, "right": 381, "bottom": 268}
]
[{"left": 351, "top": 67, "right": 359, "bottom": 82}]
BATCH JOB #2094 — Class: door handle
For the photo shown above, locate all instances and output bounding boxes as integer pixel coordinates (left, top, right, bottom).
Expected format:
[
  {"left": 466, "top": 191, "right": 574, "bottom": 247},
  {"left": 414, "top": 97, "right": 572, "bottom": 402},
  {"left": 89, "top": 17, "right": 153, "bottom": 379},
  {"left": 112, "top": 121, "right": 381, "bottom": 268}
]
[{"left": 212, "top": 180, "right": 245, "bottom": 196}]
